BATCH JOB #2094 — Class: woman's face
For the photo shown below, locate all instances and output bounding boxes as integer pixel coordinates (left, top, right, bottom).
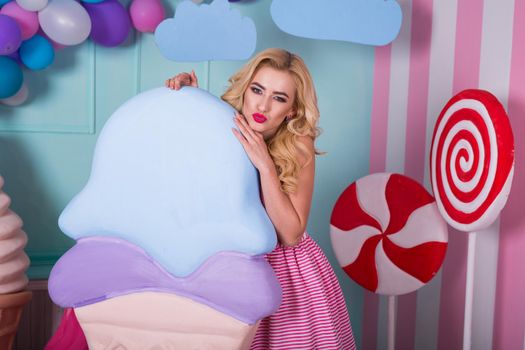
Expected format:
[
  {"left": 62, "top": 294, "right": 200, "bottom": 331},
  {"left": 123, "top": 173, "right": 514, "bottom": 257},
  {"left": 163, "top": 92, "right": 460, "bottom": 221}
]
[{"left": 242, "top": 66, "right": 296, "bottom": 140}]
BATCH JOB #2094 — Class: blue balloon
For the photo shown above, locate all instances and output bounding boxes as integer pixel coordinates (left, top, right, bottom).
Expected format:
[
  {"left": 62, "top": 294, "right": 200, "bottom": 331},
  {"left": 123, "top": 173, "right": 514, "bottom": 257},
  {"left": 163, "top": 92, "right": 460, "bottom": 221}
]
[
  {"left": 80, "top": 0, "right": 105, "bottom": 3},
  {"left": 0, "top": 56, "right": 22, "bottom": 99},
  {"left": 0, "top": 0, "right": 12, "bottom": 7},
  {"left": 19, "top": 34, "right": 54, "bottom": 71}
]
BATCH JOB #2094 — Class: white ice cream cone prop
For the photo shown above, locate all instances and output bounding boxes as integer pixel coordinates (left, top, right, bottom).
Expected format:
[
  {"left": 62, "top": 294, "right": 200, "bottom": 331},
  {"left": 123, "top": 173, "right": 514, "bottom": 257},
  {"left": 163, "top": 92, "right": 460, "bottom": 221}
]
[
  {"left": 0, "top": 176, "right": 31, "bottom": 350},
  {"left": 0, "top": 290, "right": 32, "bottom": 350},
  {"left": 0, "top": 176, "right": 30, "bottom": 295}
]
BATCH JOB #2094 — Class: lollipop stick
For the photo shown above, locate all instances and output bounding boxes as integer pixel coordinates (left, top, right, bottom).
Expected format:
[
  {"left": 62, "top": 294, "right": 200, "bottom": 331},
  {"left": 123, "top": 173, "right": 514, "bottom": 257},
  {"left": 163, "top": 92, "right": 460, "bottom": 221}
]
[
  {"left": 463, "top": 232, "right": 476, "bottom": 350},
  {"left": 387, "top": 295, "right": 396, "bottom": 350}
]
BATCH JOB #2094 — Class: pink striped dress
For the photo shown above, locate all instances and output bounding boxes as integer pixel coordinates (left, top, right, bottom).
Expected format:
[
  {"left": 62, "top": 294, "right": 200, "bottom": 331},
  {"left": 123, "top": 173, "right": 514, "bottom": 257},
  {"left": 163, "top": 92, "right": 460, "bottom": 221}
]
[{"left": 250, "top": 232, "right": 356, "bottom": 350}]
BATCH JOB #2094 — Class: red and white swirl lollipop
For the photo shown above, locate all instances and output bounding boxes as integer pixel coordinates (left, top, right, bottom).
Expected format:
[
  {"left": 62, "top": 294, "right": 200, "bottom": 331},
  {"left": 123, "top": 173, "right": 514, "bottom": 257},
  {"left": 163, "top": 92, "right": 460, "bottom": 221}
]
[
  {"left": 430, "top": 89, "right": 515, "bottom": 232},
  {"left": 330, "top": 173, "right": 448, "bottom": 296}
]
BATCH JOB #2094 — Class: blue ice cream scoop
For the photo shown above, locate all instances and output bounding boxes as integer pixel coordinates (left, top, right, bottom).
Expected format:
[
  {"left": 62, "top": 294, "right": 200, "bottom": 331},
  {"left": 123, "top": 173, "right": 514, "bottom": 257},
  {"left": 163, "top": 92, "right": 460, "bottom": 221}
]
[{"left": 49, "top": 87, "right": 281, "bottom": 327}]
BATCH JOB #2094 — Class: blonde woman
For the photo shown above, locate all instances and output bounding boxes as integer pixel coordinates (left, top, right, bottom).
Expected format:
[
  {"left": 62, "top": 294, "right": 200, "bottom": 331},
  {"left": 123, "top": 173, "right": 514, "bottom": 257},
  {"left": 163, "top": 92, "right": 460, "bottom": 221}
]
[{"left": 167, "top": 48, "right": 355, "bottom": 349}]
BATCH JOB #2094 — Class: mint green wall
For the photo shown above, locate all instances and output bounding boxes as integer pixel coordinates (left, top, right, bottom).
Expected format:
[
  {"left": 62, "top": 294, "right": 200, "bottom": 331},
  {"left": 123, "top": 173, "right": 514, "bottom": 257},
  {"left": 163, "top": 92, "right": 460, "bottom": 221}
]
[{"left": 0, "top": 0, "right": 374, "bottom": 345}]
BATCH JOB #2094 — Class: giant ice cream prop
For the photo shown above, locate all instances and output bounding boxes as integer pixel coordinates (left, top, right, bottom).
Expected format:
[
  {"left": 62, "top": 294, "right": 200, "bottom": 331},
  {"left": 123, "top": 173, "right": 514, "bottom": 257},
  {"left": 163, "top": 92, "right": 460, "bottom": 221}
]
[
  {"left": 0, "top": 175, "right": 31, "bottom": 350},
  {"left": 48, "top": 87, "right": 282, "bottom": 349}
]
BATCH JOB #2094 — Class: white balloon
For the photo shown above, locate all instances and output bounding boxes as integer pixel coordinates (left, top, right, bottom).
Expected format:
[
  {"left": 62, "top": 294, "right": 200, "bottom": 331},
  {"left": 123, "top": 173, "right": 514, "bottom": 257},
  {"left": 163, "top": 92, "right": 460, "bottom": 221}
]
[
  {"left": 38, "top": 0, "right": 91, "bottom": 46},
  {"left": 0, "top": 83, "right": 28, "bottom": 106},
  {"left": 16, "top": 0, "right": 48, "bottom": 12}
]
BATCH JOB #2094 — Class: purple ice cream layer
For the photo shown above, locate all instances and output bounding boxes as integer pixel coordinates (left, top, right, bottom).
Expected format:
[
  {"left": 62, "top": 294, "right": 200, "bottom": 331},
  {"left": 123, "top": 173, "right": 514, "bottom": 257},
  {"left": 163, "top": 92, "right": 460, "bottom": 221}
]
[{"left": 48, "top": 236, "right": 282, "bottom": 324}]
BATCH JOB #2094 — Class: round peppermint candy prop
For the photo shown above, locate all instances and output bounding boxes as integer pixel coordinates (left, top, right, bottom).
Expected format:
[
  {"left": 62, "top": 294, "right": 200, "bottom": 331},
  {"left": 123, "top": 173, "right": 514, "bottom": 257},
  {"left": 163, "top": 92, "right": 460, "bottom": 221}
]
[
  {"left": 430, "top": 89, "right": 515, "bottom": 232},
  {"left": 330, "top": 173, "right": 448, "bottom": 296},
  {"left": 430, "top": 89, "right": 515, "bottom": 350}
]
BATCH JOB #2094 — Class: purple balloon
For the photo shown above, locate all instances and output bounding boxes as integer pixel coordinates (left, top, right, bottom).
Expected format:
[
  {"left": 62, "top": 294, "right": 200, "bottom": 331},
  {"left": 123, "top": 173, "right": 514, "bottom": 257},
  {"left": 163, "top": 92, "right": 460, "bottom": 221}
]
[
  {"left": 0, "top": 14, "right": 21, "bottom": 55},
  {"left": 7, "top": 49, "right": 20, "bottom": 62},
  {"left": 82, "top": 0, "right": 131, "bottom": 47}
]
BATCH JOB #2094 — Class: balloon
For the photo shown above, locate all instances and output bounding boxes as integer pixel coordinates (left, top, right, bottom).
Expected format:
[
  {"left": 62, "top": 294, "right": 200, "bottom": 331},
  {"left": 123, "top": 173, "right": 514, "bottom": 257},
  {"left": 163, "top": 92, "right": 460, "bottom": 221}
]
[
  {"left": 80, "top": 0, "right": 104, "bottom": 3},
  {"left": 83, "top": 0, "right": 131, "bottom": 47},
  {"left": 0, "top": 81, "right": 27, "bottom": 106},
  {"left": 129, "top": 0, "right": 165, "bottom": 33},
  {"left": 0, "top": 14, "right": 21, "bottom": 55},
  {"left": 1, "top": 1, "right": 39, "bottom": 40},
  {"left": 39, "top": 0, "right": 91, "bottom": 46},
  {"left": 0, "top": 56, "right": 22, "bottom": 99},
  {"left": 0, "top": 0, "right": 13, "bottom": 7},
  {"left": 7, "top": 49, "right": 19, "bottom": 62},
  {"left": 38, "top": 28, "right": 65, "bottom": 50},
  {"left": 15, "top": 0, "right": 48, "bottom": 12},
  {"left": 19, "top": 34, "right": 54, "bottom": 70}
]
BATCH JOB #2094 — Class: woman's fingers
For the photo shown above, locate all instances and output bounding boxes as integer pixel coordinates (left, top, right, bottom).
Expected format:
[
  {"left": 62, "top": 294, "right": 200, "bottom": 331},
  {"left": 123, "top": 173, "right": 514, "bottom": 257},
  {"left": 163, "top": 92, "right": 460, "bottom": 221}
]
[
  {"left": 233, "top": 128, "right": 254, "bottom": 156},
  {"left": 232, "top": 128, "right": 247, "bottom": 144},
  {"left": 172, "top": 74, "right": 188, "bottom": 90},
  {"left": 183, "top": 73, "right": 193, "bottom": 84},
  {"left": 166, "top": 72, "right": 197, "bottom": 90},
  {"left": 236, "top": 113, "right": 262, "bottom": 142},
  {"left": 166, "top": 77, "right": 179, "bottom": 90},
  {"left": 234, "top": 114, "right": 257, "bottom": 143},
  {"left": 232, "top": 117, "right": 270, "bottom": 171},
  {"left": 175, "top": 74, "right": 185, "bottom": 90},
  {"left": 190, "top": 70, "right": 199, "bottom": 87}
]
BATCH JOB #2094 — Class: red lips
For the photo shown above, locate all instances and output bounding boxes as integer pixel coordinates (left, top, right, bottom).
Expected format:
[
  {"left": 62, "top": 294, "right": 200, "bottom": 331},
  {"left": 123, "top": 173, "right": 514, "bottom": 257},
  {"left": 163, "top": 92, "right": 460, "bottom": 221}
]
[{"left": 252, "top": 113, "right": 267, "bottom": 124}]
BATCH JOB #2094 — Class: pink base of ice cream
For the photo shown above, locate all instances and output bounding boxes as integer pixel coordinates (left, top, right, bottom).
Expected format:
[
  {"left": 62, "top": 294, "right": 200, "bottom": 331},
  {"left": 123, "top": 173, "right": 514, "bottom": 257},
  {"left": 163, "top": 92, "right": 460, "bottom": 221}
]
[{"left": 75, "top": 292, "right": 258, "bottom": 349}]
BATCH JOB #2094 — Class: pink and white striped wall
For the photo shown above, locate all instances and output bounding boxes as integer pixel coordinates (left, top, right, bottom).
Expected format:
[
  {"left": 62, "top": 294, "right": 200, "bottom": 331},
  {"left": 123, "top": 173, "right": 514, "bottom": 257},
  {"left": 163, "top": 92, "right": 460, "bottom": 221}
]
[{"left": 367, "top": 0, "right": 524, "bottom": 349}]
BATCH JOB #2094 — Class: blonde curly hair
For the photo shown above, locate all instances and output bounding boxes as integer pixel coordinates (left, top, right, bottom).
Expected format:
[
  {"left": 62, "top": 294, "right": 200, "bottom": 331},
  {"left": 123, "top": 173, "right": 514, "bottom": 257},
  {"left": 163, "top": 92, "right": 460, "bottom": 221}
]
[{"left": 221, "top": 48, "right": 321, "bottom": 194}]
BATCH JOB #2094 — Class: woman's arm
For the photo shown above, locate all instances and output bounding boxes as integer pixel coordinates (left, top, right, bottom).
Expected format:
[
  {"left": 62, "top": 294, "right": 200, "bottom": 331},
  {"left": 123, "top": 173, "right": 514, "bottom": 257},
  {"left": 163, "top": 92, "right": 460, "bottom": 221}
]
[
  {"left": 259, "top": 138, "right": 314, "bottom": 246},
  {"left": 233, "top": 114, "right": 315, "bottom": 247}
]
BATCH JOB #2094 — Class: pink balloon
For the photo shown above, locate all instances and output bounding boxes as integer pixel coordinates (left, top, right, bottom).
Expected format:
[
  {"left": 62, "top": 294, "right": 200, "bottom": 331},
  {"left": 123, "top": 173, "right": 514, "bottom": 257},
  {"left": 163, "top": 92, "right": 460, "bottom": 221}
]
[
  {"left": 129, "top": 0, "right": 164, "bottom": 33},
  {"left": 0, "top": 1, "right": 39, "bottom": 40}
]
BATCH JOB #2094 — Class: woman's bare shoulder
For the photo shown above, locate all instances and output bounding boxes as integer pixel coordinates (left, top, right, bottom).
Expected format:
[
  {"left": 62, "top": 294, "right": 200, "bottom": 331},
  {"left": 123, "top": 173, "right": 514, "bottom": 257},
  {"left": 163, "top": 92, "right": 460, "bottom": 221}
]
[{"left": 295, "top": 135, "right": 315, "bottom": 167}]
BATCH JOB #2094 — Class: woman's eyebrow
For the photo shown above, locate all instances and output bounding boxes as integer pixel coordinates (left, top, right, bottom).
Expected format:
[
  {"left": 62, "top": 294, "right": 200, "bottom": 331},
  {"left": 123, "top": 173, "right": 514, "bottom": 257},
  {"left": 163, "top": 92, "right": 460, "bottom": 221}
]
[{"left": 251, "top": 82, "right": 290, "bottom": 98}]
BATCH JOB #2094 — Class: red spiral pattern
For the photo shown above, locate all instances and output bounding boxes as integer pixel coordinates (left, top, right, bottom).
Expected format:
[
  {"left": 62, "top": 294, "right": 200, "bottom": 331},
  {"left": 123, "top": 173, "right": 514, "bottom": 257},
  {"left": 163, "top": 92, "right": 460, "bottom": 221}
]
[
  {"left": 430, "top": 89, "right": 515, "bottom": 231},
  {"left": 330, "top": 173, "right": 448, "bottom": 295}
]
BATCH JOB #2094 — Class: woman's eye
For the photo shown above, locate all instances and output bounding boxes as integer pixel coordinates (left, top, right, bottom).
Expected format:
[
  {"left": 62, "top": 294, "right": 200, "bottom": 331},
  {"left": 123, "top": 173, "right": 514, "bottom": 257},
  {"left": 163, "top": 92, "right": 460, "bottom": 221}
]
[
  {"left": 274, "top": 96, "right": 286, "bottom": 103},
  {"left": 251, "top": 87, "right": 262, "bottom": 94}
]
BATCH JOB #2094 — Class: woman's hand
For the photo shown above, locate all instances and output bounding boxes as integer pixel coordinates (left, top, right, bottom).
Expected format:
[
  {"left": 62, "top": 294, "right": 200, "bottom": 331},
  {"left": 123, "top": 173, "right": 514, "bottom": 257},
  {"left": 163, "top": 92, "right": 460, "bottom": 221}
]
[
  {"left": 165, "top": 70, "right": 199, "bottom": 90},
  {"left": 232, "top": 112, "right": 275, "bottom": 173}
]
